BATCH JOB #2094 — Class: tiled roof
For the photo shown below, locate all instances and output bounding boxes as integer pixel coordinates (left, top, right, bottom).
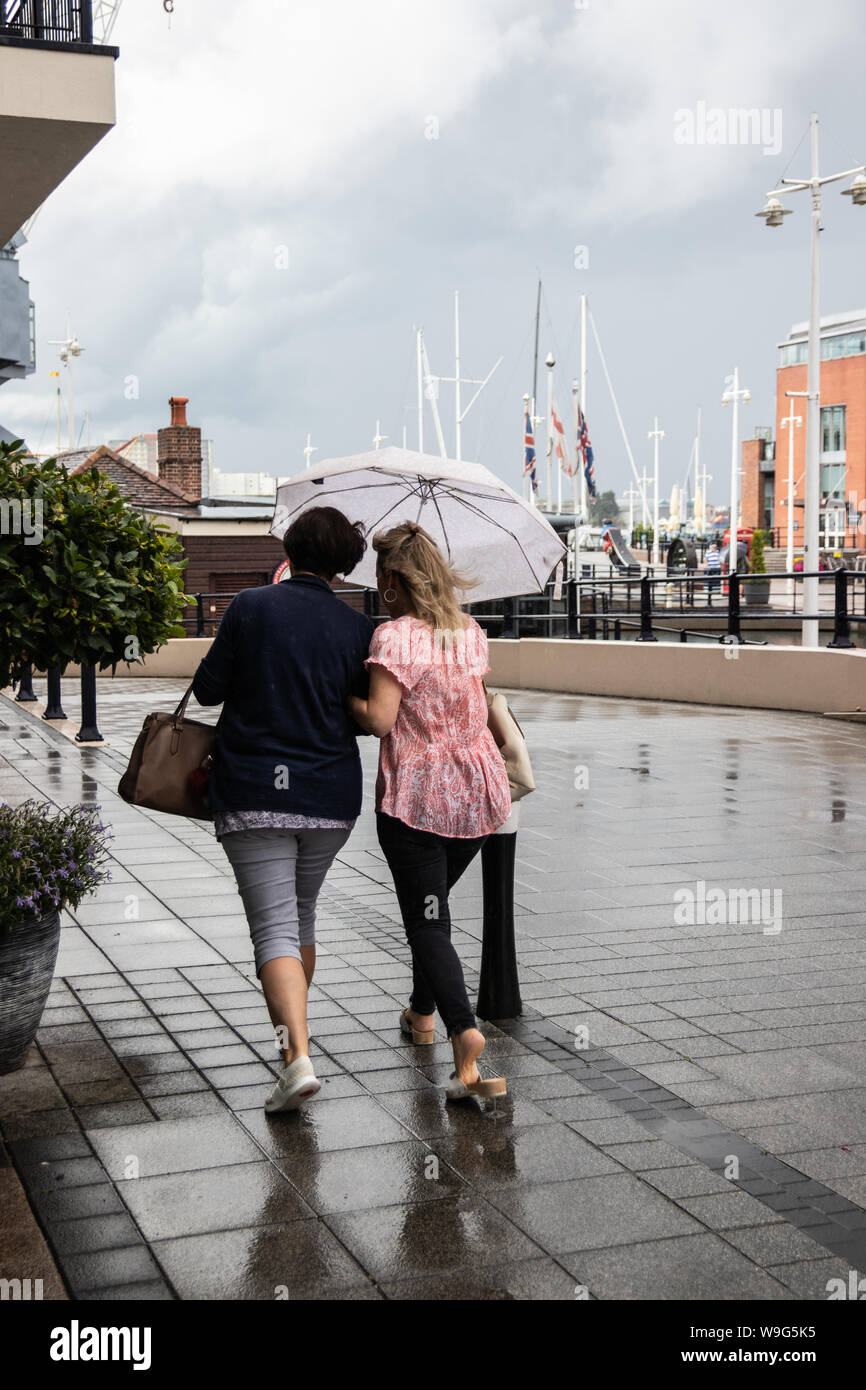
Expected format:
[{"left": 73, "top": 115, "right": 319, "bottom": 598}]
[{"left": 66, "top": 444, "right": 198, "bottom": 511}]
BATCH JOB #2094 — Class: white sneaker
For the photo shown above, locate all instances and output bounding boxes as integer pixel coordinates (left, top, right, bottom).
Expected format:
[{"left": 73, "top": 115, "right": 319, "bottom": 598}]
[{"left": 265, "top": 1055, "right": 321, "bottom": 1113}]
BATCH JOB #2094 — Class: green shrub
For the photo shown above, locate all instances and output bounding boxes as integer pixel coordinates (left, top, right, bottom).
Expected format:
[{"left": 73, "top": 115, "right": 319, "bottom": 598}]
[{"left": 0, "top": 442, "right": 189, "bottom": 687}]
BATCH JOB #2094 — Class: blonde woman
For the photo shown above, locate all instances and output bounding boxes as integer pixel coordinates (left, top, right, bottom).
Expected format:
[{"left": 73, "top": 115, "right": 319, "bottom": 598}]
[{"left": 348, "top": 521, "right": 512, "bottom": 1099}]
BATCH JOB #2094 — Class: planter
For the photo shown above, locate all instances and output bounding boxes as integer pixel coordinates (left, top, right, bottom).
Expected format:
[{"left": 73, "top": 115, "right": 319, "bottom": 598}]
[
  {"left": 0, "top": 911, "right": 61, "bottom": 1073},
  {"left": 742, "top": 578, "right": 771, "bottom": 605}
]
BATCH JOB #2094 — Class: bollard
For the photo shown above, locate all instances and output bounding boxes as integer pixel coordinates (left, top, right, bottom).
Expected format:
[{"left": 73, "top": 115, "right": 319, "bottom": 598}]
[
  {"left": 636, "top": 576, "right": 657, "bottom": 642},
  {"left": 680, "top": 629, "right": 688, "bottom": 643},
  {"left": 43, "top": 667, "right": 66, "bottom": 720},
  {"left": 500, "top": 596, "right": 518, "bottom": 640},
  {"left": 614, "top": 618, "right": 621, "bottom": 640},
  {"left": 827, "top": 567, "right": 855, "bottom": 649},
  {"left": 726, "top": 571, "right": 744, "bottom": 644},
  {"left": 194, "top": 594, "right": 206, "bottom": 639},
  {"left": 77, "top": 665, "right": 104, "bottom": 743},
  {"left": 15, "top": 662, "right": 37, "bottom": 702},
  {"left": 477, "top": 833, "right": 522, "bottom": 1021}
]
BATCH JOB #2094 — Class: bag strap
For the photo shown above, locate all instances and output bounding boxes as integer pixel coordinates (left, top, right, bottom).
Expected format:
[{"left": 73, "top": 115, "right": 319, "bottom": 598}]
[{"left": 171, "top": 682, "right": 196, "bottom": 728}]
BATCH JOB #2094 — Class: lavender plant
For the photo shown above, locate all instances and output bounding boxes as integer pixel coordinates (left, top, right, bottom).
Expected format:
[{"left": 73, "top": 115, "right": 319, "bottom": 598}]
[{"left": 0, "top": 801, "right": 112, "bottom": 933}]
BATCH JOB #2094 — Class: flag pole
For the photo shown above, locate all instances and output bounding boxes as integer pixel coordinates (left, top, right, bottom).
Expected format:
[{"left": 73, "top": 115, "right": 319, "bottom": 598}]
[
  {"left": 522, "top": 394, "right": 529, "bottom": 503},
  {"left": 546, "top": 351, "right": 555, "bottom": 511},
  {"left": 580, "top": 294, "right": 588, "bottom": 521}
]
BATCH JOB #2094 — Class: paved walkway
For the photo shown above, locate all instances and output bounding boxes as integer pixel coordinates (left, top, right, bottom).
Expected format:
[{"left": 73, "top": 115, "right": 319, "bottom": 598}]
[{"left": 2, "top": 679, "right": 866, "bottom": 1300}]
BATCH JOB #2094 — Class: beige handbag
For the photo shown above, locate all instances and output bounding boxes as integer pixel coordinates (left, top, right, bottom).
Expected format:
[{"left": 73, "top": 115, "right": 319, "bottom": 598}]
[
  {"left": 118, "top": 683, "right": 216, "bottom": 821},
  {"left": 485, "top": 688, "right": 535, "bottom": 802}
]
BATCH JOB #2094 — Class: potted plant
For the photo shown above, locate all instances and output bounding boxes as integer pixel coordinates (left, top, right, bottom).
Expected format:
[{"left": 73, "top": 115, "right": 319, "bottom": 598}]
[
  {"left": 742, "top": 528, "right": 771, "bottom": 605},
  {"left": 0, "top": 801, "right": 111, "bottom": 1073}
]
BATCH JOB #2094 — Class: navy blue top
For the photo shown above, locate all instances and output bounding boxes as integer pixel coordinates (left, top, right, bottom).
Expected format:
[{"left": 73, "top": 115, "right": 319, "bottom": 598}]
[{"left": 192, "top": 575, "right": 374, "bottom": 819}]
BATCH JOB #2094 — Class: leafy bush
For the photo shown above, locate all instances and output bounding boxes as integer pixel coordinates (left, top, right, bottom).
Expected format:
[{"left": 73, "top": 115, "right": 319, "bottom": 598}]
[
  {"left": 749, "top": 528, "right": 767, "bottom": 575},
  {"left": 0, "top": 801, "right": 111, "bottom": 932},
  {"left": 0, "top": 441, "right": 189, "bottom": 687}
]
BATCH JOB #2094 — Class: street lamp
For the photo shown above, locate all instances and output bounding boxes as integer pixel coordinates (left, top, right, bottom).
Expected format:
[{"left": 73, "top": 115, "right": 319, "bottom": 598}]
[
  {"left": 754, "top": 111, "right": 866, "bottom": 647},
  {"left": 722, "top": 369, "right": 750, "bottom": 574},
  {"left": 648, "top": 418, "right": 664, "bottom": 567},
  {"left": 780, "top": 399, "right": 803, "bottom": 600}
]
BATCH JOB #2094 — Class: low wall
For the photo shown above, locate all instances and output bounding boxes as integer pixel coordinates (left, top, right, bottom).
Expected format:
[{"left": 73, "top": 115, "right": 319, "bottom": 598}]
[
  {"left": 486, "top": 639, "right": 866, "bottom": 716},
  {"left": 38, "top": 636, "right": 866, "bottom": 717}
]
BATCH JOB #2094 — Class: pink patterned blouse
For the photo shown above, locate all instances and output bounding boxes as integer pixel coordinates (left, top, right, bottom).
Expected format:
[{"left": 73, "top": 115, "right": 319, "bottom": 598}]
[{"left": 365, "top": 614, "right": 512, "bottom": 839}]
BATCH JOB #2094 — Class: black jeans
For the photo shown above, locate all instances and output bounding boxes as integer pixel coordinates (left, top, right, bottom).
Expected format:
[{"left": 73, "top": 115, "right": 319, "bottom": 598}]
[{"left": 376, "top": 811, "right": 488, "bottom": 1036}]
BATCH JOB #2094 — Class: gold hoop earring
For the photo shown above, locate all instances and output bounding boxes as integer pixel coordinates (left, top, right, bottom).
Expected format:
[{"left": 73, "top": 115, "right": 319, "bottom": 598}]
[{"left": 384, "top": 587, "right": 397, "bottom": 604}]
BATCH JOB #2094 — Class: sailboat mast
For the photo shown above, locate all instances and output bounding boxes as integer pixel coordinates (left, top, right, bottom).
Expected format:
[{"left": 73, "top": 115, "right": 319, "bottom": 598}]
[
  {"left": 579, "top": 293, "right": 588, "bottom": 520},
  {"left": 531, "top": 279, "right": 541, "bottom": 419}
]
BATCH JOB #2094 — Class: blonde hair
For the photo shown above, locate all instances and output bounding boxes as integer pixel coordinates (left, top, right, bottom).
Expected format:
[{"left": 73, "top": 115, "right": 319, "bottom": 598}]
[{"left": 372, "top": 521, "right": 478, "bottom": 633}]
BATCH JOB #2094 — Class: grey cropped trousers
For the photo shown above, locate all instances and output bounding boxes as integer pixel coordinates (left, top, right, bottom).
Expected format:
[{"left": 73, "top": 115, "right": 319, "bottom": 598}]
[{"left": 221, "top": 827, "right": 352, "bottom": 975}]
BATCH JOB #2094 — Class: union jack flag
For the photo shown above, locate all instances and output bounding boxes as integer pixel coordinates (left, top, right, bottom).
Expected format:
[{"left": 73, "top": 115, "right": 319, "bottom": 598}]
[
  {"left": 524, "top": 409, "right": 539, "bottom": 494},
  {"left": 578, "top": 405, "right": 596, "bottom": 499}
]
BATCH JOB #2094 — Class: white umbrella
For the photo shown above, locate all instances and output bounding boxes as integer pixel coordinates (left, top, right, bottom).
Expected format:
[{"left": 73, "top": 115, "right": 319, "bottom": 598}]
[{"left": 270, "top": 446, "right": 566, "bottom": 602}]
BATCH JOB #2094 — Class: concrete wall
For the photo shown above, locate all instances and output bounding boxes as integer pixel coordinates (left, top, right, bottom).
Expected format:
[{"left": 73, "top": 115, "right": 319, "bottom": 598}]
[
  {"left": 47, "top": 636, "right": 866, "bottom": 717},
  {"left": 486, "top": 638, "right": 866, "bottom": 716},
  {"left": 0, "top": 47, "right": 116, "bottom": 244}
]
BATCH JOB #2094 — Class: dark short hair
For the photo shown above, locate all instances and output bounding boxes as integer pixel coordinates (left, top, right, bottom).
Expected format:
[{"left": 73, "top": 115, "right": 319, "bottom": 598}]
[{"left": 283, "top": 506, "right": 366, "bottom": 580}]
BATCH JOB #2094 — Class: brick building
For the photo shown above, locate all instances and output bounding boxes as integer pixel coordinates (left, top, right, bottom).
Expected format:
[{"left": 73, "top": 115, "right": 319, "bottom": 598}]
[
  {"left": 67, "top": 396, "right": 364, "bottom": 633},
  {"left": 742, "top": 309, "right": 866, "bottom": 553}
]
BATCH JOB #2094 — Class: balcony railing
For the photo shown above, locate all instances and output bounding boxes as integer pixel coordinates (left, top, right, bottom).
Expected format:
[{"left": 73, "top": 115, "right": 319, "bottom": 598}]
[{"left": 0, "top": 0, "right": 94, "bottom": 45}]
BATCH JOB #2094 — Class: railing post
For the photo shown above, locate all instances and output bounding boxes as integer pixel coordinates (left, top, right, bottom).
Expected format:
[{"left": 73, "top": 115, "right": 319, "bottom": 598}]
[
  {"left": 15, "top": 662, "right": 37, "bottom": 701},
  {"left": 726, "top": 571, "right": 744, "bottom": 644},
  {"left": 79, "top": 0, "right": 94, "bottom": 44},
  {"left": 827, "top": 567, "right": 855, "bottom": 649},
  {"left": 566, "top": 577, "right": 579, "bottom": 638},
  {"left": 363, "top": 588, "right": 375, "bottom": 620},
  {"left": 194, "top": 594, "right": 206, "bottom": 639},
  {"left": 636, "top": 576, "right": 657, "bottom": 642},
  {"left": 613, "top": 618, "right": 621, "bottom": 640},
  {"left": 43, "top": 666, "right": 66, "bottom": 720},
  {"left": 77, "top": 665, "right": 104, "bottom": 742},
  {"left": 501, "top": 596, "right": 517, "bottom": 640}
]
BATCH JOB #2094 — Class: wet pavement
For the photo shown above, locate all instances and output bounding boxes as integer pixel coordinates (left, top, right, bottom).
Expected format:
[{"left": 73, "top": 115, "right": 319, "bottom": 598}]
[{"left": 2, "top": 678, "right": 866, "bottom": 1300}]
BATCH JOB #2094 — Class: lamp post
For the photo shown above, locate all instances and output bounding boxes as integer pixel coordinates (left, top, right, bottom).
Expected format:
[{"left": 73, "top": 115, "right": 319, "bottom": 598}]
[
  {"left": 722, "top": 368, "right": 750, "bottom": 574},
  {"left": 648, "top": 418, "right": 664, "bottom": 567},
  {"left": 623, "top": 485, "right": 640, "bottom": 541},
  {"left": 780, "top": 398, "right": 803, "bottom": 599},
  {"left": 755, "top": 111, "right": 866, "bottom": 647},
  {"left": 47, "top": 314, "right": 84, "bottom": 450}
]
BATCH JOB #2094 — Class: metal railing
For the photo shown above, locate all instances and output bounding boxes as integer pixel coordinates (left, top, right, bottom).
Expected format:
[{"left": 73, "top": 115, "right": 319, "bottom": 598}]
[
  {"left": 15, "top": 568, "right": 862, "bottom": 743},
  {"left": 0, "top": 0, "right": 94, "bottom": 43}
]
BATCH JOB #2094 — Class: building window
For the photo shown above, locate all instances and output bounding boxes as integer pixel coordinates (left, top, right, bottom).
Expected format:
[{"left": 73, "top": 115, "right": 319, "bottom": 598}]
[
  {"left": 820, "top": 404, "right": 846, "bottom": 499},
  {"left": 762, "top": 476, "right": 775, "bottom": 531},
  {"left": 780, "top": 331, "right": 866, "bottom": 367}
]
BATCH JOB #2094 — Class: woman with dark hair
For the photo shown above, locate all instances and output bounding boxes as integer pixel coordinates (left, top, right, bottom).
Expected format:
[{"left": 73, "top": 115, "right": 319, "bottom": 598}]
[{"left": 193, "top": 506, "right": 371, "bottom": 1112}]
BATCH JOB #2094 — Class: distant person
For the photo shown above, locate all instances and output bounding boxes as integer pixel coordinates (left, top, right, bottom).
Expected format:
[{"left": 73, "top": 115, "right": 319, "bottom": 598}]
[
  {"left": 193, "top": 507, "right": 371, "bottom": 1113},
  {"left": 349, "top": 521, "right": 512, "bottom": 1100},
  {"left": 705, "top": 540, "right": 721, "bottom": 594}
]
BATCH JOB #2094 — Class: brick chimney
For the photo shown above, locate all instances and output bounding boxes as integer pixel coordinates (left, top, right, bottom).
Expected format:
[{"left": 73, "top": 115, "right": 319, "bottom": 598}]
[{"left": 157, "top": 396, "right": 202, "bottom": 501}]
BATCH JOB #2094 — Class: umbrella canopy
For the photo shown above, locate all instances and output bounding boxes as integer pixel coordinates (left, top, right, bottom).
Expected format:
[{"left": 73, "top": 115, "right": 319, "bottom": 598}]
[{"left": 270, "top": 446, "right": 566, "bottom": 602}]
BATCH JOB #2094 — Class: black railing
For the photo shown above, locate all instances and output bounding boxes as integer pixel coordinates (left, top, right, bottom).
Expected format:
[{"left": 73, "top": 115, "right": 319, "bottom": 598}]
[{"left": 0, "top": 0, "right": 94, "bottom": 44}]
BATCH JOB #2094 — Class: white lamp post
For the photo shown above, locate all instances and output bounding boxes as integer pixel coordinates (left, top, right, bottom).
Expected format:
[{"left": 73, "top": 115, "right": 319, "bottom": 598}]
[
  {"left": 648, "top": 418, "right": 664, "bottom": 567},
  {"left": 780, "top": 398, "right": 803, "bottom": 598},
  {"left": 755, "top": 111, "right": 866, "bottom": 647},
  {"left": 722, "top": 368, "right": 750, "bottom": 574}
]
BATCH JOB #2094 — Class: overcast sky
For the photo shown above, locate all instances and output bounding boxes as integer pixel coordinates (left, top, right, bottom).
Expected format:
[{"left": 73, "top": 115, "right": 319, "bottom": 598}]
[{"left": 4, "top": 0, "right": 865, "bottom": 508}]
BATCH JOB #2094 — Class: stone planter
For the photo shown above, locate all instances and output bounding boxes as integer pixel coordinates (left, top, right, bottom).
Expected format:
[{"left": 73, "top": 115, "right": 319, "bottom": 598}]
[
  {"left": 742, "top": 578, "right": 771, "bottom": 605},
  {"left": 0, "top": 910, "right": 61, "bottom": 1074}
]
